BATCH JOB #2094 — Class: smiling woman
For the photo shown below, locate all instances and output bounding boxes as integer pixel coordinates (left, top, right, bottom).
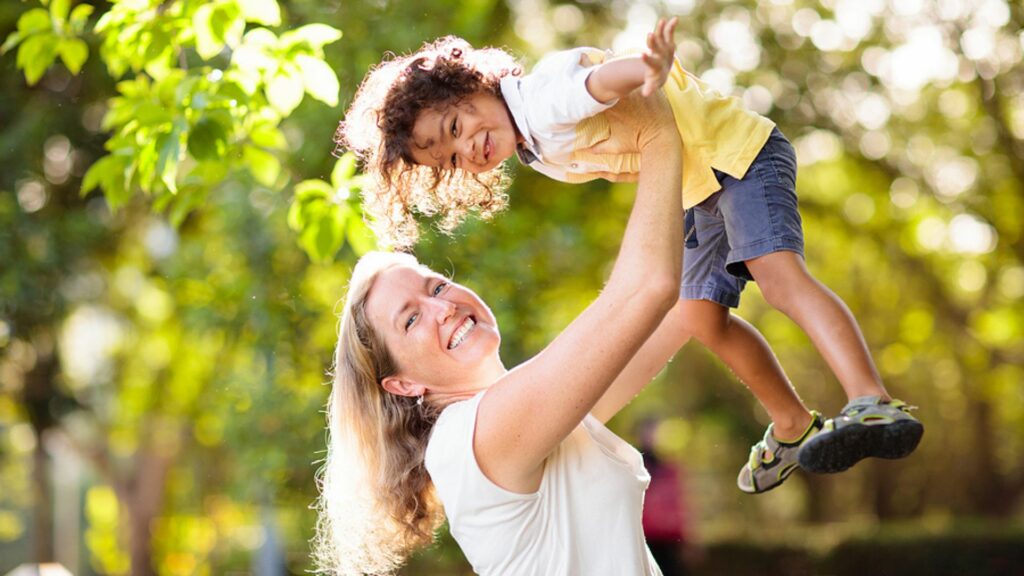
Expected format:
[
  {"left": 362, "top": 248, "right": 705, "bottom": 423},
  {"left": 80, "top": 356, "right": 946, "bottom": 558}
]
[{"left": 314, "top": 91, "right": 685, "bottom": 575}]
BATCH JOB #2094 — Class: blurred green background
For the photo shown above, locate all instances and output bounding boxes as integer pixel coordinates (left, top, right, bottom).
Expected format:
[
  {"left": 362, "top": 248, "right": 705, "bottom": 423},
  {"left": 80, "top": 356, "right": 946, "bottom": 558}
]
[{"left": 1, "top": 0, "right": 1023, "bottom": 574}]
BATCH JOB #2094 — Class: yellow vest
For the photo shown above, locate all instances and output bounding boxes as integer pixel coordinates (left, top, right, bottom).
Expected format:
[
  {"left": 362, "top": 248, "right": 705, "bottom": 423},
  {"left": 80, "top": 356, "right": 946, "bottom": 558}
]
[{"left": 566, "top": 56, "right": 775, "bottom": 209}]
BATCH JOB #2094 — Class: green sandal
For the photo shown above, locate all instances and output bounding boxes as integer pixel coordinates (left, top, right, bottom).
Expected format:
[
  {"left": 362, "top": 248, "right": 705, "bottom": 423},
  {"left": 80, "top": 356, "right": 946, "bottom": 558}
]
[
  {"left": 737, "top": 411, "right": 824, "bottom": 494},
  {"left": 797, "top": 396, "right": 923, "bottom": 474}
]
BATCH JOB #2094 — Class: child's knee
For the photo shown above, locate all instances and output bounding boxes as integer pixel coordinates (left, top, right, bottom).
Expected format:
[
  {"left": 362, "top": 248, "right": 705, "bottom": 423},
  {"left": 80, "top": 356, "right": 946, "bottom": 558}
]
[
  {"left": 759, "top": 272, "right": 816, "bottom": 314},
  {"left": 678, "top": 299, "right": 729, "bottom": 343}
]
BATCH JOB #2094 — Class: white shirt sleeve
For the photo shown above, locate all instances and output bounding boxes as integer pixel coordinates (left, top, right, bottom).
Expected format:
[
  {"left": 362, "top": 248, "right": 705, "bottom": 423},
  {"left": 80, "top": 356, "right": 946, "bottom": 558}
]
[{"left": 520, "top": 47, "right": 619, "bottom": 135}]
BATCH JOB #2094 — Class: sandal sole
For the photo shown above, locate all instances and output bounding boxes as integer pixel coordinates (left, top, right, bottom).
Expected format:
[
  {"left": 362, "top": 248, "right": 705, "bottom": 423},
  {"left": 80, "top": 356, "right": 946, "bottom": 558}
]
[{"left": 797, "top": 419, "right": 924, "bottom": 474}]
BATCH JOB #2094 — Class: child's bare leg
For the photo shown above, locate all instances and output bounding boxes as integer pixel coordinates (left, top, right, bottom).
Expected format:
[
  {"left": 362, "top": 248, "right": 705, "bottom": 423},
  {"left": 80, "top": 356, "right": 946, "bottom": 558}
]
[
  {"left": 745, "top": 251, "right": 888, "bottom": 402},
  {"left": 680, "top": 298, "right": 812, "bottom": 440}
]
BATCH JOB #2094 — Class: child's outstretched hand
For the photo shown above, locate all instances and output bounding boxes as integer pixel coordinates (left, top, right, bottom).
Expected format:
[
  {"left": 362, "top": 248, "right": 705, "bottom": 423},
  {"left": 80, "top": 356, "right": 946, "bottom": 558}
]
[{"left": 641, "top": 17, "right": 678, "bottom": 97}]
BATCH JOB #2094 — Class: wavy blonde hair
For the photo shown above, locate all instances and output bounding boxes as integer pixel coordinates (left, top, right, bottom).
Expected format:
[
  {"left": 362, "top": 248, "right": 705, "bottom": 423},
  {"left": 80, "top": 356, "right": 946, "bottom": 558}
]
[
  {"left": 338, "top": 36, "right": 521, "bottom": 247},
  {"left": 312, "top": 252, "right": 445, "bottom": 575}
]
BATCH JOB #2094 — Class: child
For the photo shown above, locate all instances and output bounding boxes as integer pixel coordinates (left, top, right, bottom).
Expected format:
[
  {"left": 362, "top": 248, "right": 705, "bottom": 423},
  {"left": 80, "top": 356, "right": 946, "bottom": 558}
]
[{"left": 338, "top": 19, "right": 923, "bottom": 493}]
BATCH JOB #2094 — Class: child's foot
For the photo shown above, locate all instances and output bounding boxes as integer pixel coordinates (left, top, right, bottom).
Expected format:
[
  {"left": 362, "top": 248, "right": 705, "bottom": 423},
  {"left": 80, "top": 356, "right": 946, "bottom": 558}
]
[
  {"left": 797, "top": 396, "right": 923, "bottom": 474},
  {"left": 737, "top": 411, "right": 824, "bottom": 494}
]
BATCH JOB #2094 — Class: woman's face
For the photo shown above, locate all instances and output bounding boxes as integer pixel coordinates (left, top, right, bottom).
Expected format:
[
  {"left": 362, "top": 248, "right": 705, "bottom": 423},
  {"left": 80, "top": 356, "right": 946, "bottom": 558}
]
[{"left": 364, "top": 264, "right": 502, "bottom": 397}]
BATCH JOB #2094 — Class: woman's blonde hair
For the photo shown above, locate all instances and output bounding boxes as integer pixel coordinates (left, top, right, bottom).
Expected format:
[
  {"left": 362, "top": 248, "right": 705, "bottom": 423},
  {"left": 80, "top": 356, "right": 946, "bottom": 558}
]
[
  {"left": 338, "top": 36, "right": 522, "bottom": 248},
  {"left": 312, "top": 251, "right": 445, "bottom": 574}
]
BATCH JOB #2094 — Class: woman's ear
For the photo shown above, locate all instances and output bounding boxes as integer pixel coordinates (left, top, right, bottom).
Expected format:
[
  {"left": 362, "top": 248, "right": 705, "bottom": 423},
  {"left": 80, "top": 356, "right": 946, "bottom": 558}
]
[{"left": 381, "top": 376, "right": 426, "bottom": 399}]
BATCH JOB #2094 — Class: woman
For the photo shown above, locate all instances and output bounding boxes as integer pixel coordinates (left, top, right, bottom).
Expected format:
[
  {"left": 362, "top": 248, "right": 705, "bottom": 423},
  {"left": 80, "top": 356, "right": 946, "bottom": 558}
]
[{"left": 313, "top": 90, "right": 684, "bottom": 575}]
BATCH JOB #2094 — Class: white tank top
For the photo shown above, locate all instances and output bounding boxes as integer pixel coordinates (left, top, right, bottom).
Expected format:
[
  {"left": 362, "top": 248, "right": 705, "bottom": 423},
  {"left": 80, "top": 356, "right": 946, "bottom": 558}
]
[{"left": 424, "top": 391, "right": 662, "bottom": 576}]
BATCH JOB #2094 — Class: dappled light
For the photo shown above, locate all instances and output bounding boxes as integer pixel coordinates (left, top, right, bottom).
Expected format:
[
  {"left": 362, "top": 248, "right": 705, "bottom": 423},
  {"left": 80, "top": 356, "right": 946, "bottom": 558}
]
[{"left": 0, "top": 0, "right": 1022, "bottom": 574}]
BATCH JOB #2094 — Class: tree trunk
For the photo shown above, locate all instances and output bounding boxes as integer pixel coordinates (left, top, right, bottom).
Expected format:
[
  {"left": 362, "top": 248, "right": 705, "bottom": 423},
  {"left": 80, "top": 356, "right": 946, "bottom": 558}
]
[
  {"left": 126, "top": 432, "right": 178, "bottom": 576},
  {"left": 30, "top": 441, "right": 54, "bottom": 562},
  {"left": 23, "top": 347, "right": 60, "bottom": 563}
]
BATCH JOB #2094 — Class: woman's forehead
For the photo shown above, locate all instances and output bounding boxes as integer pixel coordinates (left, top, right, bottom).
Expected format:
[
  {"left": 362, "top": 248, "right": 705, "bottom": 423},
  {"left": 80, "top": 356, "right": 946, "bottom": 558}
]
[{"left": 366, "top": 265, "right": 440, "bottom": 315}]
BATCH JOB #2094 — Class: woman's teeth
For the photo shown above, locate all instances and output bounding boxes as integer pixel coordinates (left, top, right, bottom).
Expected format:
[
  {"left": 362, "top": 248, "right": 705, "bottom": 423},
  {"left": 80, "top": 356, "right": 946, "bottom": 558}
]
[{"left": 448, "top": 317, "right": 476, "bottom": 349}]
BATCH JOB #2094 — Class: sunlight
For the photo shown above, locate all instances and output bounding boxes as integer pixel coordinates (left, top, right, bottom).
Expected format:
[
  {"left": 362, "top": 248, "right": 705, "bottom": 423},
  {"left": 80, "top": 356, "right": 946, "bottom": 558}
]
[
  {"left": 928, "top": 155, "right": 979, "bottom": 200},
  {"left": 710, "top": 14, "right": 761, "bottom": 71},
  {"left": 948, "top": 213, "right": 997, "bottom": 255},
  {"left": 59, "top": 306, "right": 124, "bottom": 388},
  {"left": 884, "top": 26, "right": 959, "bottom": 91}
]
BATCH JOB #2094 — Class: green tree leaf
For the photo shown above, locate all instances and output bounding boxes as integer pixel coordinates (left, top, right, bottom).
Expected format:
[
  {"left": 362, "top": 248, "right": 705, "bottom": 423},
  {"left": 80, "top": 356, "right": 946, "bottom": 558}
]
[
  {"left": 294, "top": 54, "right": 339, "bottom": 107},
  {"left": 58, "top": 38, "right": 88, "bottom": 74},
  {"left": 313, "top": 207, "right": 345, "bottom": 263},
  {"left": 266, "top": 71, "right": 303, "bottom": 115},
  {"left": 249, "top": 122, "right": 287, "bottom": 150},
  {"left": 237, "top": 0, "right": 281, "bottom": 26},
  {"left": 17, "top": 9, "right": 52, "bottom": 35},
  {"left": 156, "top": 121, "right": 186, "bottom": 193},
  {"left": 192, "top": 4, "right": 223, "bottom": 61},
  {"left": 1, "top": 32, "right": 23, "bottom": 54},
  {"left": 293, "top": 179, "right": 333, "bottom": 202},
  {"left": 279, "top": 24, "right": 341, "bottom": 52},
  {"left": 187, "top": 118, "right": 229, "bottom": 161},
  {"left": 210, "top": 2, "right": 245, "bottom": 50},
  {"left": 69, "top": 4, "right": 94, "bottom": 33},
  {"left": 331, "top": 153, "right": 358, "bottom": 188},
  {"left": 243, "top": 145, "right": 280, "bottom": 186},
  {"left": 346, "top": 210, "right": 376, "bottom": 256},
  {"left": 49, "top": 0, "right": 71, "bottom": 24},
  {"left": 18, "top": 33, "right": 59, "bottom": 85}
]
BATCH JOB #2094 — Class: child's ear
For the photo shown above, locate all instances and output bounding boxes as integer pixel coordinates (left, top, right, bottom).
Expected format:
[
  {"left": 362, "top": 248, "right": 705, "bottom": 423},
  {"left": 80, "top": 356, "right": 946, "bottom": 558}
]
[{"left": 381, "top": 376, "right": 426, "bottom": 399}]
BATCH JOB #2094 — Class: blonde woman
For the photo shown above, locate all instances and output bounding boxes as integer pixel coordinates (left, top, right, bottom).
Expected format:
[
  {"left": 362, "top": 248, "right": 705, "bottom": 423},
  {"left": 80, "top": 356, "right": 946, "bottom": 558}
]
[{"left": 314, "top": 92, "right": 683, "bottom": 575}]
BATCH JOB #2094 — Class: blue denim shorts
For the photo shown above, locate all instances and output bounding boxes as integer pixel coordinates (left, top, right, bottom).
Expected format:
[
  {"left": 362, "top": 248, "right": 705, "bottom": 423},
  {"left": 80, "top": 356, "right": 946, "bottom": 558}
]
[{"left": 680, "top": 127, "right": 803, "bottom": 308}]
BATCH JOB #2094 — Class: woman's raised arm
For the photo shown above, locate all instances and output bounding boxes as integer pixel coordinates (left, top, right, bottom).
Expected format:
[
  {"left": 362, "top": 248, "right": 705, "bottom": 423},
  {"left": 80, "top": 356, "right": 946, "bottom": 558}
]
[{"left": 474, "top": 92, "right": 684, "bottom": 493}]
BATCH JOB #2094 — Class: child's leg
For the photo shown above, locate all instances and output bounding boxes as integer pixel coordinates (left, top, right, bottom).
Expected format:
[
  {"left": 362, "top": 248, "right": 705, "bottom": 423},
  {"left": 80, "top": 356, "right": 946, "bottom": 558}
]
[
  {"left": 679, "top": 298, "right": 811, "bottom": 440},
  {"left": 681, "top": 174, "right": 823, "bottom": 493},
  {"left": 745, "top": 251, "right": 887, "bottom": 402},
  {"left": 715, "top": 127, "right": 922, "bottom": 473}
]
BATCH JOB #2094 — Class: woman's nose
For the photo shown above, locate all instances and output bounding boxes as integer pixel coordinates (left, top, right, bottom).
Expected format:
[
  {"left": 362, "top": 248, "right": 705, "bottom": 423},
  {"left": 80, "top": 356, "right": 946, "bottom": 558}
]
[{"left": 428, "top": 298, "right": 456, "bottom": 323}]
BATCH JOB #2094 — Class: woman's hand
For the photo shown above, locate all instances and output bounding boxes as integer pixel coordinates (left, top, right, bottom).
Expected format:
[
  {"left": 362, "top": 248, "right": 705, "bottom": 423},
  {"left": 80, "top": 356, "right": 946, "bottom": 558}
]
[{"left": 591, "top": 88, "right": 679, "bottom": 157}]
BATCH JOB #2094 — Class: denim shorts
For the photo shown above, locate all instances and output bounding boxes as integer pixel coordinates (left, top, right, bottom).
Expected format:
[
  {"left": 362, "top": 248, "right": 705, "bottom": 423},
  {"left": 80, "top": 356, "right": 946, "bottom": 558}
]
[{"left": 680, "top": 127, "right": 803, "bottom": 308}]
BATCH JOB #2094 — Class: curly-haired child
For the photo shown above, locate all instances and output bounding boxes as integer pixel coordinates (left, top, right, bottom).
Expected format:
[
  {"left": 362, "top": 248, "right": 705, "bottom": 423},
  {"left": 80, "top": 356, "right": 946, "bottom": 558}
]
[{"left": 338, "top": 18, "right": 923, "bottom": 494}]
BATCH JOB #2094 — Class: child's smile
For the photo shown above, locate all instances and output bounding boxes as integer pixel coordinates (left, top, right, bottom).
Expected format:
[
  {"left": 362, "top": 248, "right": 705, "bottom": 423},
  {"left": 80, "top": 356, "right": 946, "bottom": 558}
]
[{"left": 410, "top": 92, "right": 519, "bottom": 174}]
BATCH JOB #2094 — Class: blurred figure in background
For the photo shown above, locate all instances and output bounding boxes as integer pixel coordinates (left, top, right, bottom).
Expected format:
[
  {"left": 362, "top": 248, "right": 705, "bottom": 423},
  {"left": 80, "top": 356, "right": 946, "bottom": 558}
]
[{"left": 639, "top": 417, "right": 698, "bottom": 576}]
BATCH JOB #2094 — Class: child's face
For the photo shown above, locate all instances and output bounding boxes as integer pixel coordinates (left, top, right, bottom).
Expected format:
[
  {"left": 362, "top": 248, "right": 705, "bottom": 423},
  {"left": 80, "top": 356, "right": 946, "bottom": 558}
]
[{"left": 410, "top": 92, "right": 518, "bottom": 174}]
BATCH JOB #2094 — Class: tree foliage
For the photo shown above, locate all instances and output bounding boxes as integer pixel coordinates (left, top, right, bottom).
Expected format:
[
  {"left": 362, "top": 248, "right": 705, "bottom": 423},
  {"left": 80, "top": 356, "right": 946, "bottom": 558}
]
[{"left": 1, "top": 0, "right": 1022, "bottom": 574}]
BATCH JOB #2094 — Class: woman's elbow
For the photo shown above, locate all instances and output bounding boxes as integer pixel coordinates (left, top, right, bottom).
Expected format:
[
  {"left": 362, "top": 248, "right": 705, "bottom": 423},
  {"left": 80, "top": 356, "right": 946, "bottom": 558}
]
[{"left": 640, "top": 274, "right": 679, "bottom": 315}]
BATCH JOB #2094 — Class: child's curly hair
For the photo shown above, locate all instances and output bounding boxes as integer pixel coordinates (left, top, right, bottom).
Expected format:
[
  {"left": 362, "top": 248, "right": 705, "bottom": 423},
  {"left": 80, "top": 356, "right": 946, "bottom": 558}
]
[{"left": 338, "top": 37, "right": 522, "bottom": 247}]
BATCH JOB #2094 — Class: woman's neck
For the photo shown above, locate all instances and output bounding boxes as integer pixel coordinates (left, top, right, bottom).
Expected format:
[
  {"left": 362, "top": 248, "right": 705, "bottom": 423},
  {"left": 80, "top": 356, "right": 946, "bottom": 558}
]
[{"left": 428, "top": 362, "right": 508, "bottom": 407}]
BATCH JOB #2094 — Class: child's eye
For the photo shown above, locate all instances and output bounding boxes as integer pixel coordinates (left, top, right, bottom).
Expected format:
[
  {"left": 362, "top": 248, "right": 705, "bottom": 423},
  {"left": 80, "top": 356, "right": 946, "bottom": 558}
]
[
  {"left": 450, "top": 153, "right": 457, "bottom": 169},
  {"left": 450, "top": 118, "right": 457, "bottom": 137},
  {"left": 433, "top": 281, "right": 448, "bottom": 296},
  {"left": 405, "top": 312, "right": 418, "bottom": 331}
]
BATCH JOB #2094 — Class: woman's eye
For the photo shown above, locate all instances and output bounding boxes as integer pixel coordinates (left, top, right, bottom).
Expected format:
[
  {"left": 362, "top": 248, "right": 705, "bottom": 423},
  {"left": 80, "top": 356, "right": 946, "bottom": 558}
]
[
  {"left": 405, "top": 313, "right": 418, "bottom": 331},
  {"left": 433, "top": 281, "right": 448, "bottom": 296}
]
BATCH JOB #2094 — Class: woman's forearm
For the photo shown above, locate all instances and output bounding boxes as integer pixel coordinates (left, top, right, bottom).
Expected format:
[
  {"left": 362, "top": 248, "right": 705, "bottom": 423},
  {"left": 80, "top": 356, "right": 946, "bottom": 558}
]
[{"left": 472, "top": 93, "right": 683, "bottom": 492}]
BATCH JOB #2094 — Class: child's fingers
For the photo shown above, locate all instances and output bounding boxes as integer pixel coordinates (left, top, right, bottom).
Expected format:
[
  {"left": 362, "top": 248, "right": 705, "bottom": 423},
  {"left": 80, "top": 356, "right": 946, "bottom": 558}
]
[
  {"left": 648, "top": 18, "right": 675, "bottom": 55},
  {"left": 662, "top": 18, "right": 677, "bottom": 47},
  {"left": 664, "top": 17, "right": 678, "bottom": 41},
  {"left": 641, "top": 52, "right": 664, "bottom": 73}
]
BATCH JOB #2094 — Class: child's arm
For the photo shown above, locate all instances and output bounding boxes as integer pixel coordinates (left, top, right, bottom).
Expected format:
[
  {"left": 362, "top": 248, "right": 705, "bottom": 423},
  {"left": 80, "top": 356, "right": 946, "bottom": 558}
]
[{"left": 585, "top": 17, "right": 678, "bottom": 104}]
